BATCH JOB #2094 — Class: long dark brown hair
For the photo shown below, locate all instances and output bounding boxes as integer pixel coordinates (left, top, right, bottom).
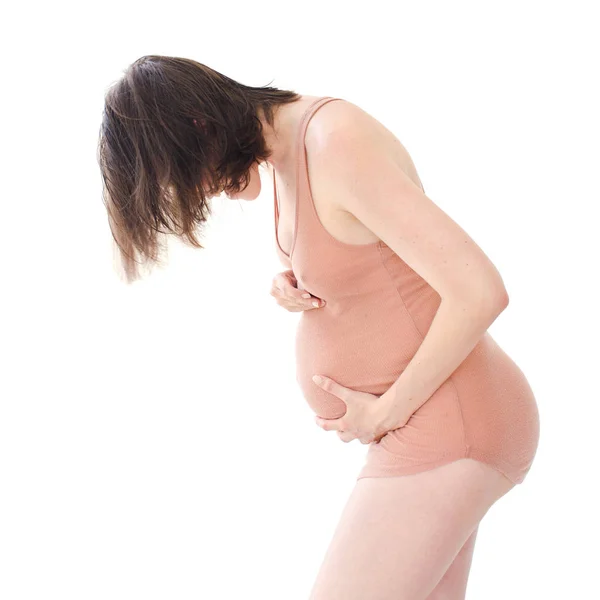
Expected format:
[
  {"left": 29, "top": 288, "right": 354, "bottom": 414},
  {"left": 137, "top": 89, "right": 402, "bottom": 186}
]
[{"left": 97, "top": 55, "right": 301, "bottom": 283}]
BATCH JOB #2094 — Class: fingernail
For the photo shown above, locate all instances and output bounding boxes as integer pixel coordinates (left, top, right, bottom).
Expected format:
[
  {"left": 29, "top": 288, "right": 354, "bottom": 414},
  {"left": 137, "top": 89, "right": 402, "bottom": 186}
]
[
  {"left": 312, "top": 301, "right": 319, "bottom": 307},
  {"left": 302, "top": 293, "right": 310, "bottom": 298}
]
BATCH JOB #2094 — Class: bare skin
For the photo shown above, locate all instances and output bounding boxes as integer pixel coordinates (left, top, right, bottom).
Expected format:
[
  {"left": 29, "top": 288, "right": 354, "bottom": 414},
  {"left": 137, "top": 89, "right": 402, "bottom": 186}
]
[
  {"left": 236, "top": 94, "right": 424, "bottom": 311},
  {"left": 232, "top": 96, "right": 516, "bottom": 598},
  {"left": 231, "top": 95, "right": 424, "bottom": 250},
  {"left": 308, "top": 460, "right": 513, "bottom": 600}
]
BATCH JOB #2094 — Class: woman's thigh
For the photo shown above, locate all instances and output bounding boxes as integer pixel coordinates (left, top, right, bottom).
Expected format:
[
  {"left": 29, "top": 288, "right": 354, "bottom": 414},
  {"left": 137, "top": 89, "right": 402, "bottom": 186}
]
[
  {"left": 308, "top": 458, "right": 515, "bottom": 600},
  {"left": 425, "top": 525, "right": 479, "bottom": 600}
]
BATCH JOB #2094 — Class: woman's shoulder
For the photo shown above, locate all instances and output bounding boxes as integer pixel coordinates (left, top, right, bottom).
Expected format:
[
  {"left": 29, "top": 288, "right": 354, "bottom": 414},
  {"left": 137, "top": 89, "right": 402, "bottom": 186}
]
[{"left": 306, "top": 97, "right": 425, "bottom": 193}]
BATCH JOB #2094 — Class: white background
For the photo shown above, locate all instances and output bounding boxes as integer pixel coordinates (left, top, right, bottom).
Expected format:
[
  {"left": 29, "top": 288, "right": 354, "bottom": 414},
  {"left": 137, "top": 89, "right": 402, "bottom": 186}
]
[{"left": 1, "top": 1, "right": 598, "bottom": 598}]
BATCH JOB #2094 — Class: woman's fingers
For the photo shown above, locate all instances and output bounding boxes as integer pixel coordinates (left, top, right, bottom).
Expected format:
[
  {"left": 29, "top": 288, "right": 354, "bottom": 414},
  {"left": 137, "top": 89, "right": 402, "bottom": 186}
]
[
  {"left": 337, "top": 431, "right": 356, "bottom": 443},
  {"left": 271, "top": 271, "right": 326, "bottom": 311},
  {"left": 282, "top": 272, "right": 323, "bottom": 307}
]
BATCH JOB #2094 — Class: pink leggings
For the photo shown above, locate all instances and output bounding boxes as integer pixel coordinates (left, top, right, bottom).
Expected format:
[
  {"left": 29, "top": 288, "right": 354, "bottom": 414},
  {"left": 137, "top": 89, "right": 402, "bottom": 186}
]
[{"left": 308, "top": 458, "right": 516, "bottom": 600}]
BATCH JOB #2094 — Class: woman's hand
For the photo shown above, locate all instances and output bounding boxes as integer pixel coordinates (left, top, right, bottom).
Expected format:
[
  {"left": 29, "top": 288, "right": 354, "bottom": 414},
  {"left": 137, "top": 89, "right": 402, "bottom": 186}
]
[
  {"left": 270, "top": 270, "right": 326, "bottom": 312},
  {"left": 312, "top": 375, "right": 408, "bottom": 444}
]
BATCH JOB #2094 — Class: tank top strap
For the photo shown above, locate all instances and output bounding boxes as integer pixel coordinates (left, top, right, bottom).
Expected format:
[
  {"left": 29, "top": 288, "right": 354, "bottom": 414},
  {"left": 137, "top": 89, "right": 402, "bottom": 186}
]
[
  {"left": 272, "top": 98, "right": 327, "bottom": 258},
  {"left": 295, "top": 96, "right": 341, "bottom": 200},
  {"left": 273, "top": 96, "right": 344, "bottom": 263},
  {"left": 292, "top": 96, "right": 344, "bottom": 256}
]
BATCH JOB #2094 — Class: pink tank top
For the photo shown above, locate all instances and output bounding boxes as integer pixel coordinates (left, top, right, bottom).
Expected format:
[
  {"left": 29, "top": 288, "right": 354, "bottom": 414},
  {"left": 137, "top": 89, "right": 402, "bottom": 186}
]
[
  {"left": 273, "top": 97, "right": 540, "bottom": 486},
  {"left": 274, "top": 97, "right": 443, "bottom": 419}
]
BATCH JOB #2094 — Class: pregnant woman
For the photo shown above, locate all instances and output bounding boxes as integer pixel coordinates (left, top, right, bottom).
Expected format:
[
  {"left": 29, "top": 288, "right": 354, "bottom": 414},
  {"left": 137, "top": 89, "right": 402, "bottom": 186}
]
[{"left": 99, "top": 55, "right": 540, "bottom": 599}]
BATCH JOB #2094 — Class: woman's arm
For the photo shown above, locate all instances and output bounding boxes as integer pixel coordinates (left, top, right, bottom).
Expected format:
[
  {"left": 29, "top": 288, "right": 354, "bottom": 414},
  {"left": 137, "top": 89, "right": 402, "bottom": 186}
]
[
  {"left": 311, "top": 102, "right": 509, "bottom": 427},
  {"left": 377, "top": 296, "right": 507, "bottom": 429}
]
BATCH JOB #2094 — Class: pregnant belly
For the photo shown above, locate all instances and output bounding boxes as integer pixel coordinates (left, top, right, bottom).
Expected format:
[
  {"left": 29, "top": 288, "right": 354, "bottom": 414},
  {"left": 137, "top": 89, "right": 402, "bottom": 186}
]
[{"left": 295, "top": 301, "right": 424, "bottom": 419}]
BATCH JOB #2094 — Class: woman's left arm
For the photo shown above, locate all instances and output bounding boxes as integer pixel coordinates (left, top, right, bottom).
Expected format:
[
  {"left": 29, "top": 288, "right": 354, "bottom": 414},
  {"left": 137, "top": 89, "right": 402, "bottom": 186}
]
[
  {"left": 377, "top": 295, "right": 507, "bottom": 431},
  {"left": 314, "top": 103, "right": 509, "bottom": 429}
]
